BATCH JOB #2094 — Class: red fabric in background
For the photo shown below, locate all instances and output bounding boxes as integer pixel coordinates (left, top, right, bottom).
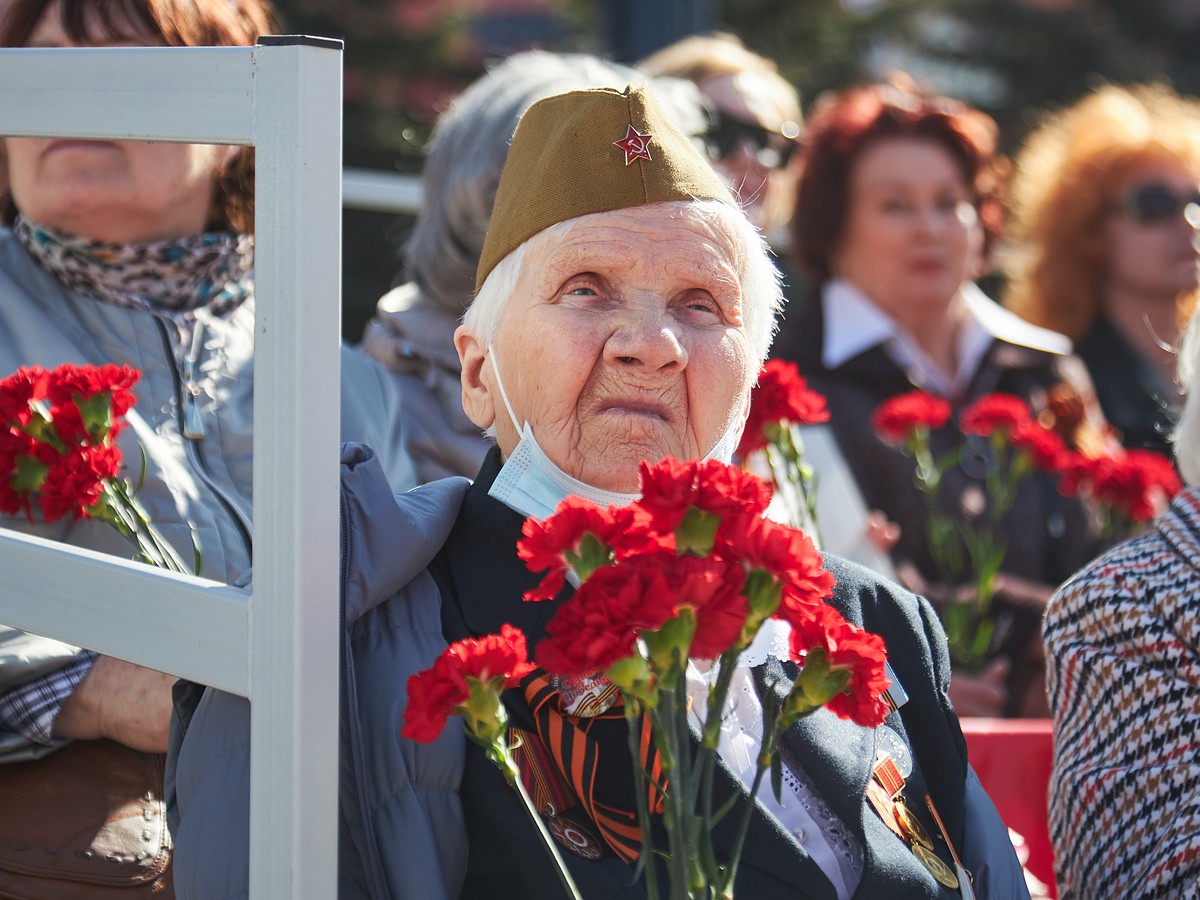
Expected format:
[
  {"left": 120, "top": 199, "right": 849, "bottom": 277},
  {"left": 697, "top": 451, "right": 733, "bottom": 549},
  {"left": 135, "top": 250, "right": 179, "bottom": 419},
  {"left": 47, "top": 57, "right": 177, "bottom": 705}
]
[{"left": 961, "top": 718, "right": 1056, "bottom": 897}]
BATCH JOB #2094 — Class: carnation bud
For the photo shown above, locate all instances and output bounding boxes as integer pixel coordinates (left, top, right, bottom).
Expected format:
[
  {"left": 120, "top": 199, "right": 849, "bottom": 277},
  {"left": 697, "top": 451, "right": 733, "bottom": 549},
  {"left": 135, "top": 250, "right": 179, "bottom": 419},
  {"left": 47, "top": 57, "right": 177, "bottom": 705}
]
[
  {"left": 739, "top": 568, "right": 782, "bottom": 646},
  {"left": 606, "top": 654, "right": 657, "bottom": 705},
  {"left": 780, "top": 649, "right": 851, "bottom": 729},
  {"left": 641, "top": 607, "right": 697, "bottom": 676},
  {"left": 460, "top": 676, "right": 510, "bottom": 746},
  {"left": 675, "top": 506, "right": 721, "bottom": 556}
]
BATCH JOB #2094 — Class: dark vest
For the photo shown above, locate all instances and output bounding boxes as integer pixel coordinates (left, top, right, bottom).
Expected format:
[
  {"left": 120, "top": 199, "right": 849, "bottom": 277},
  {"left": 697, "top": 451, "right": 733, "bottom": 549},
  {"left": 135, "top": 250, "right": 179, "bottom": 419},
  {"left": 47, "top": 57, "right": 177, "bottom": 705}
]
[
  {"left": 774, "top": 298, "right": 1101, "bottom": 712},
  {"left": 1078, "top": 314, "right": 1178, "bottom": 458},
  {"left": 431, "top": 448, "right": 969, "bottom": 899}
]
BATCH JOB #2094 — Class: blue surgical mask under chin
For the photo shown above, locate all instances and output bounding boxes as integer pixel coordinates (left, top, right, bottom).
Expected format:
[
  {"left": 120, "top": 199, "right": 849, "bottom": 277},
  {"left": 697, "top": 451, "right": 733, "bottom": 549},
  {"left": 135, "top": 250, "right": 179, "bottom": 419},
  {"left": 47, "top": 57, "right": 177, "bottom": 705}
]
[{"left": 486, "top": 344, "right": 745, "bottom": 521}]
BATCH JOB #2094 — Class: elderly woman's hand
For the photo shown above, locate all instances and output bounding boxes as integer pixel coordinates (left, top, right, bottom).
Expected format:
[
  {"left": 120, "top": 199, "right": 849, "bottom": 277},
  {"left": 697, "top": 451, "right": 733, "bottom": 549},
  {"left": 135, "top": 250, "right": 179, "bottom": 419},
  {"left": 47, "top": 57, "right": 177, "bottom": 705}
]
[{"left": 52, "top": 656, "right": 174, "bottom": 753}]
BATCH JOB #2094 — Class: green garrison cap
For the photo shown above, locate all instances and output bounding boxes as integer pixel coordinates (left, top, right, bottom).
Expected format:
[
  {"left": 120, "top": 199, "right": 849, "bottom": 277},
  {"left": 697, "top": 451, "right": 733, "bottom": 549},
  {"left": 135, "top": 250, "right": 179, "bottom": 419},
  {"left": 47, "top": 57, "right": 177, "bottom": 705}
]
[{"left": 475, "top": 83, "right": 735, "bottom": 290}]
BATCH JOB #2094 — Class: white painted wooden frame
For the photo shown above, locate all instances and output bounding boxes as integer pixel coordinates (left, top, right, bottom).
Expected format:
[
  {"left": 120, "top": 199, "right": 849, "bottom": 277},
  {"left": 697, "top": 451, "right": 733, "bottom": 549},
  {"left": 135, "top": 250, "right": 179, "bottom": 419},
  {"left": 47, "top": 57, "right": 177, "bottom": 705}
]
[{"left": 0, "top": 37, "right": 344, "bottom": 899}]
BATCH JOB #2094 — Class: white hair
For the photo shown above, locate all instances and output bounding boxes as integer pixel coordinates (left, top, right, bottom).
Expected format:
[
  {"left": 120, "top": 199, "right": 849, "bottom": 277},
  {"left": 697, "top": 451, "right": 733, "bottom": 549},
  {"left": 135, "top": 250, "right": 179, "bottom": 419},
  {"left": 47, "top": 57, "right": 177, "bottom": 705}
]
[
  {"left": 1174, "top": 305, "right": 1200, "bottom": 487},
  {"left": 463, "top": 199, "right": 783, "bottom": 368}
]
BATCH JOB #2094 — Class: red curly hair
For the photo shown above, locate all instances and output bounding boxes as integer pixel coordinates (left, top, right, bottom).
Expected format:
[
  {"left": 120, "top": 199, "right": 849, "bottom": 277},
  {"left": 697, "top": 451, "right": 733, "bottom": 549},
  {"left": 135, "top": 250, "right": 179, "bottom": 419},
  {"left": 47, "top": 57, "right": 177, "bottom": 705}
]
[
  {"left": 1003, "top": 84, "right": 1200, "bottom": 342},
  {"left": 791, "top": 80, "right": 1000, "bottom": 284}
]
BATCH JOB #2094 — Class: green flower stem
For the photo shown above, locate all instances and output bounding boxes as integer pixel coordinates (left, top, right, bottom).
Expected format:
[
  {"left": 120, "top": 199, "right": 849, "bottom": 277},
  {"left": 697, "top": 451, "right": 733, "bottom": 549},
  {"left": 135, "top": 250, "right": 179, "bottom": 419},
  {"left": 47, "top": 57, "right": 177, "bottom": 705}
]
[
  {"left": 624, "top": 700, "right": 661, "bottom": 900},
  {"left": 105, "top": 479, "right": 192, "bottom": 574},
  {"left": 697, "top": 650, "right": 743, "bottom": 888},
  {"left": 650, "top": 679, "right": 693, "bottom": 899},
  {"left": 504, "top": 742, "right": 584, "bottom": 900},
  {"left": 719, "top": 738, "right": 773, "bottom": 898}
]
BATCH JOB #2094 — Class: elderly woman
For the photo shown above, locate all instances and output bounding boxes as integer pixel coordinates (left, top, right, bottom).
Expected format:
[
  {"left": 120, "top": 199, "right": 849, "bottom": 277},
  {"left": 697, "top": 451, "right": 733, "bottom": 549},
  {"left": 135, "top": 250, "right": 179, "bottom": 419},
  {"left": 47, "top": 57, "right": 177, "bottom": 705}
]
[
  {"left": 360, "top": 50, "right": 708, "bottom": 483},
  {"left": 772, "top": 81, "right": 1104, "bottom": 718},
  {"left": 1004, "top": 84, "right": 1200, "bottom": 459},
  {"left": 0, "top": 3, "right": 411, "bottom": 890},
  {"left": 170, "top": 85, "right": 1024, "bottom": 898},
  {"left": 1044, "top": 304, "right": 1200, "bottom": 896}
]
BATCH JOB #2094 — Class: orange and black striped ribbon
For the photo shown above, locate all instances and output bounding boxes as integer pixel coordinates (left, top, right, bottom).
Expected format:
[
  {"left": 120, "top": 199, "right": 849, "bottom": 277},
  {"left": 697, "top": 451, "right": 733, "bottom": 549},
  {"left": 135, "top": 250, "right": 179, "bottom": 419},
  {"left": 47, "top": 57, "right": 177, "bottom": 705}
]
[{"left": 514, "top": 671, "right": 665, "bottom": 864}]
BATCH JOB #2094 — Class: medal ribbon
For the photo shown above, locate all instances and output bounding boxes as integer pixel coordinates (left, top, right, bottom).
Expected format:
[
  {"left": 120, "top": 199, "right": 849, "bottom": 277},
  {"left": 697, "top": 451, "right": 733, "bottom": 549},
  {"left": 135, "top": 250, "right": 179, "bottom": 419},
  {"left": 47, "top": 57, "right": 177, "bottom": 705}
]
[{"left": 520, "top": 671, "right": 664, "bottom": 864}]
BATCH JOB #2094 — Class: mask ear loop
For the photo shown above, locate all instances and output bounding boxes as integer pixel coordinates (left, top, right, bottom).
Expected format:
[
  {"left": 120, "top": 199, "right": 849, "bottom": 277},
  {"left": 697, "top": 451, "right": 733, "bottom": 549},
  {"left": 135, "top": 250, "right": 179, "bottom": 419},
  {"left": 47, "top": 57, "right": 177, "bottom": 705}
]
[{"left": 487, "top": 342, "right": 525, "bottom": 436}]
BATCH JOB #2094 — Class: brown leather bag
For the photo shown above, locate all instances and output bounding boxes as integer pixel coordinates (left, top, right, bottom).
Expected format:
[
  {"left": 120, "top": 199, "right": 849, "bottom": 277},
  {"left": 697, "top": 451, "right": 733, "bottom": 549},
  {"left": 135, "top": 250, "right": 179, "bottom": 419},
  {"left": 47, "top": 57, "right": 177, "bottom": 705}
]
[{"left": 0, "top": 740, "right": 173, "bottom": 898}]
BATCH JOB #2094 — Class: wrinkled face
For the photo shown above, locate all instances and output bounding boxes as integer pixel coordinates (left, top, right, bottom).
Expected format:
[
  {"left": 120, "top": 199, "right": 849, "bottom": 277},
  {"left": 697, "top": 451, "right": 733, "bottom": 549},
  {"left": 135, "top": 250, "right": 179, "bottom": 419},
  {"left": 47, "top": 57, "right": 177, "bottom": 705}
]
[
  {"left": 1104, "top": 159, "right": 1200, "bottom": 302},
  {"left": 4, "top": 2, "right": 232, "bottom": 242},
  {"left": 456, "top": 205, "right": 755, "bottom": 492},
  {"left": 834, "top": 137, "right": 976, "bottom": 322}
]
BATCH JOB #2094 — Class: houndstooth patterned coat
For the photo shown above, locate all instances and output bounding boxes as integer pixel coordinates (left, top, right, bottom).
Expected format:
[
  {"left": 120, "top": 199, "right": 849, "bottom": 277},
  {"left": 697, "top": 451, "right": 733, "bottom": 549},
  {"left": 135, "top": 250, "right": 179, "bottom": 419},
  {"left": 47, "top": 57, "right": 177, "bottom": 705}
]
[{"left": 1044, "top": 485, "right": 1200, "bottom": 898}]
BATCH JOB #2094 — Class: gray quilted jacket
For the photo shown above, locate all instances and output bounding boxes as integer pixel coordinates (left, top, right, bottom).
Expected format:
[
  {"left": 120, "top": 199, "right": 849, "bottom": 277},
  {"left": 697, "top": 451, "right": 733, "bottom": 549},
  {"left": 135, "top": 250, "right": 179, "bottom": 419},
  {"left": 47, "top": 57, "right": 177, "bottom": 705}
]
[
  {"left": 169, "top": 443, "right": 469, "bottom": 899},
  {"left": 0, "top": 230, "right": 416, "bottom": 761}
]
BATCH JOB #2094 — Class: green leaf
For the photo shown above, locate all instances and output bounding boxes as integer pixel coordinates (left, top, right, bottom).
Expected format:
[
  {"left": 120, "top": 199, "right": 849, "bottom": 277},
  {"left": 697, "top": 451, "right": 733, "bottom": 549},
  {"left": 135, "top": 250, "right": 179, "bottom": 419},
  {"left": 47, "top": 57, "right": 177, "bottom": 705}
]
[
  {"left": 770, "top": 750, "right": 784, "bottom": 805},
  {"left": 74, "top": 391, "right": 114, "bottom": 443},
  {"left": 10, "top": 454, "right": 49, "bottom": 492}
]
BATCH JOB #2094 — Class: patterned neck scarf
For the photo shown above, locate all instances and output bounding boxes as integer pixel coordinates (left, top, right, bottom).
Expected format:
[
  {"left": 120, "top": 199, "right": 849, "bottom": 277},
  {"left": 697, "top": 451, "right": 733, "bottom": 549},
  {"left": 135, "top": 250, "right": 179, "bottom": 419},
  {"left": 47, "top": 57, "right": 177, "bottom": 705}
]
[{"left": 13, "top": 215, "right": 254, "bottom": 319}]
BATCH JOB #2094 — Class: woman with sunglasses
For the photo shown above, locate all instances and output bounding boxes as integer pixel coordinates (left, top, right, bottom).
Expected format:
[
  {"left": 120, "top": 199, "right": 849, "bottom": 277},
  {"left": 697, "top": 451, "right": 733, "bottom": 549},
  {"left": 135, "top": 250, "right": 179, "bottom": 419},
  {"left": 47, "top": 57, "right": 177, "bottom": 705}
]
[
  {"left": 638, "top": 33, "right": 802, "bottom": 244},
  {"left": 772, "top": 80, "right": 1105, "bottom": 719},
  {"left": 1004, "top": 84, "right": 1200, "bottom": 459}
]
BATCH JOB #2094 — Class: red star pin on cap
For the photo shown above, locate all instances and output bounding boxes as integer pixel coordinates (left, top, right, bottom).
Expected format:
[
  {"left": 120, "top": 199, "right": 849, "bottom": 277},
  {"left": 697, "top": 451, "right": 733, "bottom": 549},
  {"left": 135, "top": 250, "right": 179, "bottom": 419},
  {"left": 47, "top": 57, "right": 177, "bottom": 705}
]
[{"left": 613, "top": 124, "right": 653, "bottom": 165}]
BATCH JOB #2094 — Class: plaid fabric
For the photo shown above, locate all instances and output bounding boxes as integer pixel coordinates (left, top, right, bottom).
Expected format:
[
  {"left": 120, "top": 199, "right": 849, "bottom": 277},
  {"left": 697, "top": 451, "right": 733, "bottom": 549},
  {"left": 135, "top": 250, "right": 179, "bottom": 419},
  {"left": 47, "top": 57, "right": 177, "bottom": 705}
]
[
  {"left": 1044, "top": 486, "right": 1200, "bottom": 898},
  {"left": 0, "top": 651, "right": 97, "bottom": 745}
]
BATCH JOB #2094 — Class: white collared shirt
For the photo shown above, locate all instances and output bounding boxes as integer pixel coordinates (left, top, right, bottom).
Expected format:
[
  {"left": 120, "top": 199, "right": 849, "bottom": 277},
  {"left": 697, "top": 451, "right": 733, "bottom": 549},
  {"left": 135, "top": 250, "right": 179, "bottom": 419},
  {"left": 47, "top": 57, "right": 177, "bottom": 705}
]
[
  {"left": 821, "top": 277, "right": 1070, "bottom": 395},
  {"left": 686, "top": 624, "right": 864, "bottom": 899}
]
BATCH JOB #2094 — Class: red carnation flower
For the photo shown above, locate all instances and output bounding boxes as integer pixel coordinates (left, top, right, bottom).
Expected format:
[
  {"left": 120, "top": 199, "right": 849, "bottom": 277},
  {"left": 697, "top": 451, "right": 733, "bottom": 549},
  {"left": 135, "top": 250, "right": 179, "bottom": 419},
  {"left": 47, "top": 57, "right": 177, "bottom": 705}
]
[
  {"left": 960, "top": 394, "right": 1032, "bottom": 438},
  {"left": 658, "top": 553, "right": 748, "bottom": 660},
  {"left": 45, "top": 363, "right": 139, "bottom": 444},
  {"left": 401, "top": 658, "right": 469, "bottom": 744},
  {"left": 871, "top": 391, "right": 951, "bottom": 444},
  {"left": 536, "top": 551, "right": 750, "bottom": 673},
  {"left": 719, "top": 512, "right": 835, "bottom": 604},
  {"left": 788, "top": 610, "right": 889, "bottom": 727},
  {"left": 0, "top": 366, "right": 47, "bottom": 429},
  {"left": 736, "top": 360, "right": 829, "bottom": 457},
  {"left": 1056, "top": 450, "right": 1095, "bottom": 497},
  {"left": 401, "top": 624, "right": 534, "bottom": 743},
  {"left": 536, "top": 555, "right": 676, "bottom": 675},
  {"left": 1089, "top": 449, "right": 1182, "bottom": 524},
  {"left": 38, "top": 444, "right": 121, "bottom": 523},
  {"left": 517, "top": 498, "right": 654, "bottom": 602},
  {"left": 445, "top": 623, "right": 536, "bottom": 686},
  {"left": 636, "top": 457, "right": 771, "bottom": 534},
  {"left": 1010, "top": 419, "right": 1067, "bottom": 473}
]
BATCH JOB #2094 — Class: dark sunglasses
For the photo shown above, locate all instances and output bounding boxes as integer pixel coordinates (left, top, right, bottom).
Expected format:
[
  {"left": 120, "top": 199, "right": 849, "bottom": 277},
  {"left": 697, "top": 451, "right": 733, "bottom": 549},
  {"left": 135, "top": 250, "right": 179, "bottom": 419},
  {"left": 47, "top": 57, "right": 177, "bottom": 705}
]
[
  {"left": 1120, "top": 182, "right": 1200, "bottom": 226},
  {"left": 706, "top": 111, "right": 802, "bottom": 170}
]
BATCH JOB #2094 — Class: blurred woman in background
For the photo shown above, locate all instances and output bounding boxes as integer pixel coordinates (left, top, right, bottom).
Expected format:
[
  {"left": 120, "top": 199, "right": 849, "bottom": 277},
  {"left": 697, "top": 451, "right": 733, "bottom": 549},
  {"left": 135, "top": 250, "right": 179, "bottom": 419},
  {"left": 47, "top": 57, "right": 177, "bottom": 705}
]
[
  {"left": 1004, "top": 83, "right": 1200, "bottom": 459},
  {"left": 638, "top": 32, "right": 802, "bottom": 245},
  {"left": 0, "top": 0, "right": 410, "bottom": 762},
  {"left": 773, "top": 80, "right": 1103, "bottom": 717}
]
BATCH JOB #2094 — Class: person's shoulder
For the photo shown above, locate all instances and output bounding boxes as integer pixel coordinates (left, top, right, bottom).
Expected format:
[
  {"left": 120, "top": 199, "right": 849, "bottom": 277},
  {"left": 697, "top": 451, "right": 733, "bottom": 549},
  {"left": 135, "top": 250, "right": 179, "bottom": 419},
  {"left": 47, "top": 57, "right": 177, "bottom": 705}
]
[
  {"left": 823, "top": 553, "right": 919, "bottom": 611},
  {"left": 339, "top": 442, "right": 469, "bottom": 620},
  {"left": 820, "top": 553, "right": 937, "bottom": 641},
  {"left": 1045, "top": 525, "right": 1178, "bottom": 634},
  {"left": 966, "top": 284, "right": 1073, "bottom": 357}
]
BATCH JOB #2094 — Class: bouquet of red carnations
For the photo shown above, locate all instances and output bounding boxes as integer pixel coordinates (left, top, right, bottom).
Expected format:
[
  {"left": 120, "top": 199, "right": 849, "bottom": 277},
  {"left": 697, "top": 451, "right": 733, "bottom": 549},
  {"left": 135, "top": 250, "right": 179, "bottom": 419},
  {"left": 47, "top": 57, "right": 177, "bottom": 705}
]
[
  {"left": 0, "top": 362, "right": 193, "bottom": 573},
  {"left": 402, "top": 457, "right": 889, "bottom": 900},
  {"left": 872, "top": 389, "right": 1181, "bottom": 669}
]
